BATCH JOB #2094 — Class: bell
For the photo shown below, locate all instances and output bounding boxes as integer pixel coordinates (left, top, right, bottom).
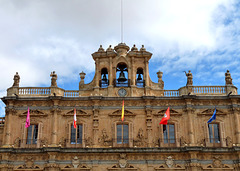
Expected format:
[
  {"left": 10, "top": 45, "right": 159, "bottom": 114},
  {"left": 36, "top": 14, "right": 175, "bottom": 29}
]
[
  {"left": 137, "top": 73, "right": 142, "bottom": 81},
  {"left": 117, "top": 71, "right": 127, "bottom": 82},
  {"left": 102, "top": 74, "right": 107, "bottom": 82}
]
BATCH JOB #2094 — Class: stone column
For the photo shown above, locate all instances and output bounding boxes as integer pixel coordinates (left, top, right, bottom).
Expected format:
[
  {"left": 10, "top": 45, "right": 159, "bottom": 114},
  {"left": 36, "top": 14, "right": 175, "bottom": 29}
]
[
  {"left": 3, "top": 109, "right": 13, "bottom": 147},
  {"left": 232, "top": 100, "right": 240, "bottom": 145},
  {"left": 185, "top": 99, "right": 195, "bottom": 145},
  {"left": 144, "top": 57, "right": 149, "bottom": 87},
  {"left": 146, "top": 108, "right": 152, "bottom": 147},
  {"left": 95, "top": 58, "right": 99, "bottom": 88},
  {"left": 50, "top": 101, "right": 59, "bottom": 147},
  {"left": 109, "top": 57, "right": 113, "bottom": 86}
]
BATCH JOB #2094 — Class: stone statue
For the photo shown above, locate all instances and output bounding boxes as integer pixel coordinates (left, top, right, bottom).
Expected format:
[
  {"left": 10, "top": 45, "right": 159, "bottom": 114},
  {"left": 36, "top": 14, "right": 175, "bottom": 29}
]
[
  {"left": 225, "top": 70, "right": 232, "bottom": 85},
  {"left": 13, "top": 72, "right": 20, "bottom": 87},
  {"left": 50, "top": 71, "right": 58, "bottom": 87},
  {"left": 185, "top": 70, "right": 193, "bottom": 86}
]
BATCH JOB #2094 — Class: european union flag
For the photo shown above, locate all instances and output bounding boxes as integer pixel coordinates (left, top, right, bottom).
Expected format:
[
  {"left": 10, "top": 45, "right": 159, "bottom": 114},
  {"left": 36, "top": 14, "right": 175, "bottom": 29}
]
[{"left": 207, "top": 108, "right": 216, "bottom": 123}]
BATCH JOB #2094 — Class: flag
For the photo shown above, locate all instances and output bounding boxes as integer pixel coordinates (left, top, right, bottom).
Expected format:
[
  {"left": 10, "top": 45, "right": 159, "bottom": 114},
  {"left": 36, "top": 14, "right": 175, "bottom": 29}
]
[
  {"left": 159, "top": 107, "right": 170, "bottom": 125},
  {"left": 73, "top": 108, "right": 77, "bottom": 128},
  {"left": 207, "top": 108, "right": 216, "bottom": 123},
  {"left": 121, "top": 100, "right": 124, "bottom": 121},
  {"left": 25, "top": 107, "right": 30, "bottom": 128}
]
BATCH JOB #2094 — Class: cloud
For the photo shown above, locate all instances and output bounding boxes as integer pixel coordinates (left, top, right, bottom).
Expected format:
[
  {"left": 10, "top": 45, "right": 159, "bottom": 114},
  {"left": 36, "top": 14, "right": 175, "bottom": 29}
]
[{"left": 0, "top": 0, "right": 240, "bottom": 115}]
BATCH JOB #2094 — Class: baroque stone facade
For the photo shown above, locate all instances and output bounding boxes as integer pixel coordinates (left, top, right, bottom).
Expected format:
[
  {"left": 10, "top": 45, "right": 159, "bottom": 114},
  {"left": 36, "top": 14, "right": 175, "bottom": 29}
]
[{"left": 0, "top": 43, "right": 240, "bottom": 170}]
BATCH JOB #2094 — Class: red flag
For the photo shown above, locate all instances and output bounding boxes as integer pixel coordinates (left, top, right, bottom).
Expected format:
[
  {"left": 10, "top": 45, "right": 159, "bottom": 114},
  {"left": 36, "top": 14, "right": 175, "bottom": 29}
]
[
  {"left": 121, "top": 100, "right": 124, "bottom": 121},
  {"left": 25, "top": 107, "right": 30, "bottom": 128},
  {"left": 159, "top": 107, "right": 170, "bottom": 125},
  {"left": 73, "top": 108, "right": 77, "bottom": 128}
]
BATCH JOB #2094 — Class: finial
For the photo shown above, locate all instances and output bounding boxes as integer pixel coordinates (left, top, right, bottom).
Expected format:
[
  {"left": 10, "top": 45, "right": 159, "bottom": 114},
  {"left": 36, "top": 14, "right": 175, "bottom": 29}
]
[
  {"left": 50, "top": 71, "right": 58, "bottom": 87},
  {"left": 140, "top": 45, "right": 146, "bottom": 51},
  {"left": 131, "top": 44, "right": 138, "bottom": 51},
  {"left": 107, "top": 45, "right": 113, "bottom": 52},
  {"left": 98, "top": 45, "right": 105, "bottom": 52}
]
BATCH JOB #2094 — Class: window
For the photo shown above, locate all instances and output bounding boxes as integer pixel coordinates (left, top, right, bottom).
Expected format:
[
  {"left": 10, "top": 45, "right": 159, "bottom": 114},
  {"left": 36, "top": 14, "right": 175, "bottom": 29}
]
[
  {"left": 117, "top": 124, "right": 129, "bottom": 144},
  {"left": 26, "top": 125, "right": 38, "bottom": 144},
  {"left": 208, "top": 123, "right": 220, "bottom": 143},
  {"left": 163, "top": 124, "right": 175, "bottom": 144},
  {"left": 70, "top": 124, "right": 83, "bottom": 144}
]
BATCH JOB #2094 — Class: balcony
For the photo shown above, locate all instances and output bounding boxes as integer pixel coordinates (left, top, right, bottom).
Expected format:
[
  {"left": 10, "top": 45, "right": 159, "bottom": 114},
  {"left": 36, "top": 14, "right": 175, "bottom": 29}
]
[
  {"left": 136, "top": 79, "right": 145, "bottom": 88},
  {"left": 99, "top": 79, "right": 109, "bottom": 88}
]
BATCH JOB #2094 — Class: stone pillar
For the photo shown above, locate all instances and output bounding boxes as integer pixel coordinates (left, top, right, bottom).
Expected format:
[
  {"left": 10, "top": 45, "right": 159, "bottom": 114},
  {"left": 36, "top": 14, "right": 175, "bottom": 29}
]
[
  {"left": 109, "top": 57, "right": 113, "bottom": 86},
  {"left": 50, "top": 101, "right": 59, "bottom": 147},
  {"left": 232, "top": 100, "right": 240, "bottom": 145},
  {"left": 2, "top": 109, "right": 13, "bottom": 147},
  {"left": 131, "top": 56, "right": 135, "bottom": 86},
  {"left": 185, "top": 99, "right": 195, "bottom": 145},
  {"left": 92, "top": 101, "right": 99, "bottom": 147},
  {"left": 146, "top": 108, "right": 152, "bottom": 147},
  {"left": 144, "top": 57, "right": 149, "bottom": 87},
  {"left": 95, "top": 58, "right": 99, "bottom": 88}
]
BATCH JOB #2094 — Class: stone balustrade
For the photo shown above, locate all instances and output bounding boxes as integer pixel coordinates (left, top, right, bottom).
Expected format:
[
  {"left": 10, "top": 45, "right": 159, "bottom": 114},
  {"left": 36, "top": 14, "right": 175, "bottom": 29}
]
[
  {"left": 18, "top": 87, "right": 51, "bottom": 96},
  {"left": 64, "top": 90, "right": 79, "bottom": 97},
  {"left": 5, "top": 85, "right": 237, "bottom": 97},
  {"left": 164, "top": 90, "right": 179, "bottom": 97},
  {"left": 192, "top": 86, "right": 225, "bottom": 94}
]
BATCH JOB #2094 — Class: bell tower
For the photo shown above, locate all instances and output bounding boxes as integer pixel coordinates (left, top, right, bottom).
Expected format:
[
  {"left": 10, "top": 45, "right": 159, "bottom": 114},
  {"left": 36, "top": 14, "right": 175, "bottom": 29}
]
[{"left": 80, "top": 43, "right": 163, "bottom": 97}]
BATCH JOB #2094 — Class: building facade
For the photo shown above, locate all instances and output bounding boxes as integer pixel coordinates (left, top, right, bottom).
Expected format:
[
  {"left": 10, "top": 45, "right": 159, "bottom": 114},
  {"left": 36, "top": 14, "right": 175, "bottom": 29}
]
[{"left": 0, "top": 43, "right": 240, "bottom": 170}]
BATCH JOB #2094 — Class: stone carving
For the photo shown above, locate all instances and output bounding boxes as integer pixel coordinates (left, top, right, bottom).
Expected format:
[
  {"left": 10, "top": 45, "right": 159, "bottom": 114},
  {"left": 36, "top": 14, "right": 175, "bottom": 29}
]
[
  {"left": 59, "top": 137, "right": 67, "bottom": 147},
  {"left": 72, "top": 156, "right": 80, "bottom": 168},
  {"left": 24, "top": 156, "right": 34, "bottom": 169},
  {"left": 166, "top": 156, "right": 174, "bottom": 168},
  {"left": 212, "top": 156, "right": 222, "bottom": 168},
  {"left": 98, "top": 129, "right": 112, "bottom": 146},
  {"left": 107, "top": 45, "right": 114, "bottom": 52},
  {"left": 134, "top": 128, "right": 145, "bottom": 146},
  {"left": 131, "top": 44, "right": 138, "bottom": 51},
  {"left": 157, "top": 70, "right": 164, "bottom": 89},
  {"left": 226, "top": 136, "right": 232, "bottom": 147},
  {"left": 180, "top": 136, "right": 188, "bottom": 146},
  {"left": 40, "top": 137, "right": 48, "bottom": 147},
  {"left": 14, "top": 137, "right": 21, "bottom": 147},
  {"left": 85, "top": 137, "right": 93, "bottom": 146},
  {"left": 79, "top": 71, "right": 86, "bottom": 85},
  {"left": 50, "top": 71, "right": 58, "bottom": 87},
  {"left": 119, "top": 153, "right": 127, "bottom": 168},
  {"left": 225, "top": 70, "right": 233, "bottom": 85},
  {"left": 185, "top": 70, "right": 193, "bottom": 86},
  {"left": 13, "top": 72, "right": 20, "bottom": 87}
]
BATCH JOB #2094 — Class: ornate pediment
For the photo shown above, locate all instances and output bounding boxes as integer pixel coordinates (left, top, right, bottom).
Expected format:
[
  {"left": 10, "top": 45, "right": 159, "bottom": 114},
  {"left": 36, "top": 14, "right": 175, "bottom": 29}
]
[
  {"left": 20, "top": 109, "right": 47, "bottom": 117},
  {"left": 64, "top": 109, "right": 90, "bottom": 117},
  {"left": 109, "top": 109, "right": 136, "bottom": 117},
  {"left": 198, "top": 108, "right": 225, "bottom": 115},
  {"left": 154, "top": 109, "right": 181, "bottom": 116}
]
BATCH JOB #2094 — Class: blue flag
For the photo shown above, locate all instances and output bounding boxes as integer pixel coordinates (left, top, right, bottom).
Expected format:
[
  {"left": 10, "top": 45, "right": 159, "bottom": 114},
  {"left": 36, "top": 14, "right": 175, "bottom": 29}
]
[{"left": 207, "top": 108, "right": 216, "bottom": 123}]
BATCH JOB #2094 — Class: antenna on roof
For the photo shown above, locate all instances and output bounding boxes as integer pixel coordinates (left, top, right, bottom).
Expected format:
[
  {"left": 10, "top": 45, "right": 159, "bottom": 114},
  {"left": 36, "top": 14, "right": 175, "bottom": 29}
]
[{"left": 121, "top": 0, "right": 123, "bottom": 43}]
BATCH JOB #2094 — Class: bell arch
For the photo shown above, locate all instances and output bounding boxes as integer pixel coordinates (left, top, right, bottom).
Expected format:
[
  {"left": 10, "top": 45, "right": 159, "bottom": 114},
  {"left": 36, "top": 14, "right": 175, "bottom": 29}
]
[
  {"left": 100, "top": 68, "right": 109, "bottom": 88},
  {"left": 114, "top": 62, "right": 129, "bottom": 87},
  {"left": 136, "top": 68, "right": 144, "bottom": 87}
]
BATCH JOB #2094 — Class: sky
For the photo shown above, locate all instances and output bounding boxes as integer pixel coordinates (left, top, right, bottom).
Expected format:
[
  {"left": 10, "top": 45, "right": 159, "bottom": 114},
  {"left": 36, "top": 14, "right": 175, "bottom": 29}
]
[{"left": 0, "top": 0, "right": 240, "bottom": 116}]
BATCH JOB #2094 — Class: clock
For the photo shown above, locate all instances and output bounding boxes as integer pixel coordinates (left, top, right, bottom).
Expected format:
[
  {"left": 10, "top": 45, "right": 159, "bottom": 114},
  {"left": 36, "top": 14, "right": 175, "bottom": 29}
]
[{"left": 118, "top": 88, "right": 127, "bottom": 97}]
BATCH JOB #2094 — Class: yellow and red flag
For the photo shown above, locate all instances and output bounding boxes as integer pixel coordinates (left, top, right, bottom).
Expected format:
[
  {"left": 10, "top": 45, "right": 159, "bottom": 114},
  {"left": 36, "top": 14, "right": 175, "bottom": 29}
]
[
  {"left": 73, "top": 108, "right": 77, "bottom": 128},
  {"left": 121, "top": 100, "right": 124, "bottom": 121}
]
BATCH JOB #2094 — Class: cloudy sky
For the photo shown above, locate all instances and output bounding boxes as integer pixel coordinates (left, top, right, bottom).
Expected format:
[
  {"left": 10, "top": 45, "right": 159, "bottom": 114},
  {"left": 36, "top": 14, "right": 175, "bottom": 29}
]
[{"left": 0, "top": 0, "right": 240, "bottom": 116}]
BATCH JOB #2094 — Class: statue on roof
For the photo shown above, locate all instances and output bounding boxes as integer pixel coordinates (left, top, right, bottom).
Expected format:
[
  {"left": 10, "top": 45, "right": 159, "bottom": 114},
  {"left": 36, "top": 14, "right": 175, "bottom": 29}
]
[
  {"left": 13, "top": 72, "right": 20, "bottom": 87},
  {"left": 50, "top": 71, "right": 58, "bottom": 87},
  {"left": 185, "top": 70, "right": 193, "bottom": 86},
  {"left": 225, "top": 70, "right": 233, "bottom": 85}
]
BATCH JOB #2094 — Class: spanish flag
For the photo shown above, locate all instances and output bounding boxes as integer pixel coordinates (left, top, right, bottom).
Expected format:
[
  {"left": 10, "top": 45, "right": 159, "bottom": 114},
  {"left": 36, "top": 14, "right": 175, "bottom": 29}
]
[
  {"left": 73, "top": 108, "right": 77, "bottom": 128},
  {"left": 121, "top": 100, "right": 124, "bottom": 121}
]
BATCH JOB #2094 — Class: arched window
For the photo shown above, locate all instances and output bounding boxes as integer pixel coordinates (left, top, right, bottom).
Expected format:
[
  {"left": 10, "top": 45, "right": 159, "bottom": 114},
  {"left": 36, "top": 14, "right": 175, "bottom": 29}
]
[
  {"left": 115, "top": 63, "right": 129, "bottom": 87},
  {"left": 99, "top": 68, "right": 109, "bottom": 88},
  {"left": 136, "top": 68, "right": 144, "bottom": 87}
]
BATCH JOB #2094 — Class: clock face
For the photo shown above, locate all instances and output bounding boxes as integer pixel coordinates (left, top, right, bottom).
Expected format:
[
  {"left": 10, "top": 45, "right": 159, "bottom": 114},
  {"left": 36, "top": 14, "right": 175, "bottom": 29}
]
[{"left": 118, "top": 88, "right": 127, "bottom": 97}]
